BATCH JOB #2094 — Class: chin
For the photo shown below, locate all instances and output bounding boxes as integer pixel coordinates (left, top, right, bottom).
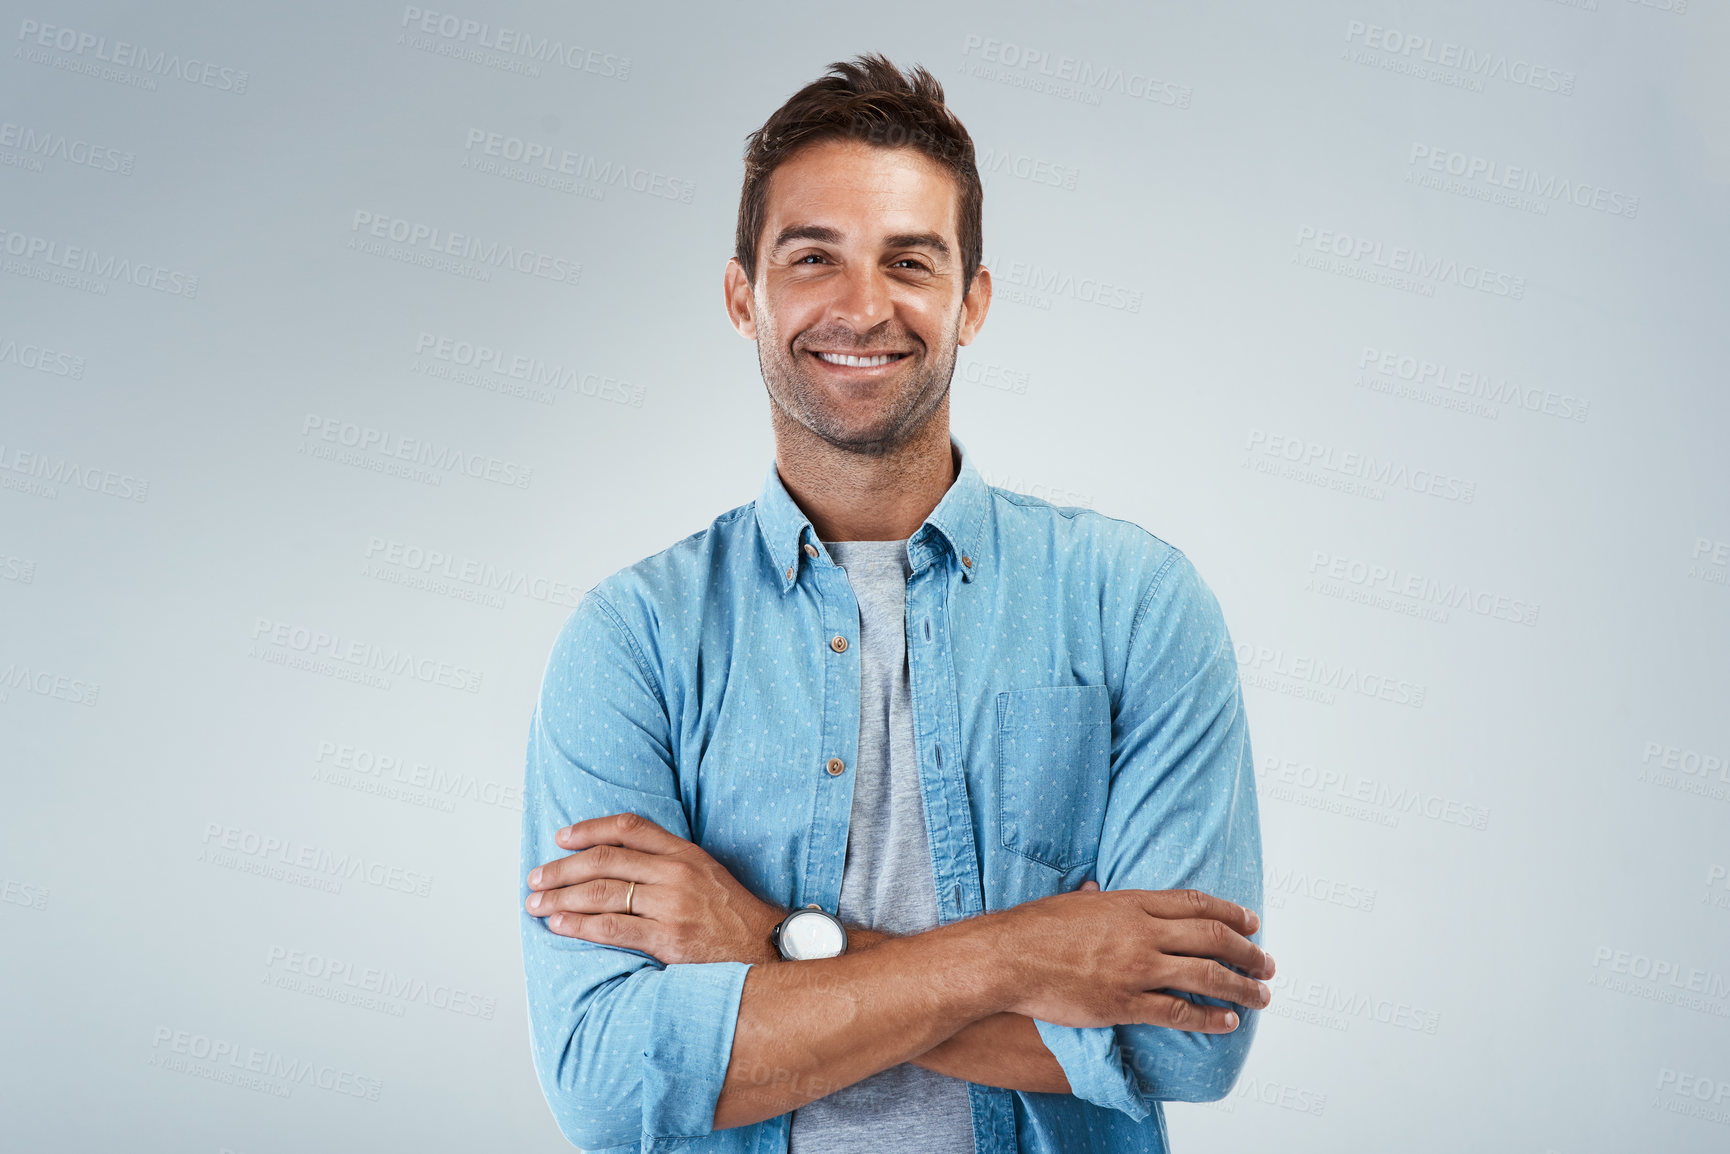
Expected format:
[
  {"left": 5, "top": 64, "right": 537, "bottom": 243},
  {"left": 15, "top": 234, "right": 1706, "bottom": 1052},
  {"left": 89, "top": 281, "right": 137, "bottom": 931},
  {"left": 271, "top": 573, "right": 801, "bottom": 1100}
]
[{"left": 823, "top": 416, "right": 928, "bottom": 455}]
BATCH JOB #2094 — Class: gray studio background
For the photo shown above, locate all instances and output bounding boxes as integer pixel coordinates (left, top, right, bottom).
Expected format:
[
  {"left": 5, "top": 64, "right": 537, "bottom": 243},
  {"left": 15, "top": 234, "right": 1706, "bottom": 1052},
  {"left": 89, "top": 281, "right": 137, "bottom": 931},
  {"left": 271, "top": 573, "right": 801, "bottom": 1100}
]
[{"left": 4, "top": 1, "right": 1728, "bottom": 1151}]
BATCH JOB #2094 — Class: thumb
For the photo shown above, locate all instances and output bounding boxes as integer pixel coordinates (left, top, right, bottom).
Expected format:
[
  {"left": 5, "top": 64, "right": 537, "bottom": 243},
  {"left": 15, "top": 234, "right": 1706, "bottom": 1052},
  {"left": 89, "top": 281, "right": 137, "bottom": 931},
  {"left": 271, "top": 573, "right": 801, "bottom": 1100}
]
[{"left": 1077, "top": 879, "right": 1100, "bottom": 891}]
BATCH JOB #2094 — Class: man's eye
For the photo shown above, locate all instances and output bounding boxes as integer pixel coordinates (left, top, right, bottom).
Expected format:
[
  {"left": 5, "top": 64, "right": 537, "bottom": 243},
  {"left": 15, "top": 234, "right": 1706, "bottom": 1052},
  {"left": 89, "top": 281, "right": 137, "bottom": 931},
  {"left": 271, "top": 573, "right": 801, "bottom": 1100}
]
[
  {"left": 893, "top": 260, "right": 930, "bottom": 271},
  {"left": 796, "top": 255, "right": 827, "bottom": 264}
]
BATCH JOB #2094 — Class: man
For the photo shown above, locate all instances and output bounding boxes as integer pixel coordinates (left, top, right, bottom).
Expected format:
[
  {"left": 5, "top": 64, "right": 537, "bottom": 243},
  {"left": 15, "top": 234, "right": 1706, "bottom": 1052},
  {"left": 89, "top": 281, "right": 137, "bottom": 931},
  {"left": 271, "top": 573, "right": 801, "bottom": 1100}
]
[{"left": 519, "top": 54, "right": 1272, "bottom": 1154}]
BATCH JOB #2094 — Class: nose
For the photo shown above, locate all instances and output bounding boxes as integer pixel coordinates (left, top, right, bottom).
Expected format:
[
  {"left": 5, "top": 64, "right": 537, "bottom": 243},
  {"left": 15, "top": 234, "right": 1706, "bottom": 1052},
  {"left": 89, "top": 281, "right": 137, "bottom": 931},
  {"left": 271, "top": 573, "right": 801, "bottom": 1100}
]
[{"left": 828, "top": 261, "right": 894, "bottom": 337}]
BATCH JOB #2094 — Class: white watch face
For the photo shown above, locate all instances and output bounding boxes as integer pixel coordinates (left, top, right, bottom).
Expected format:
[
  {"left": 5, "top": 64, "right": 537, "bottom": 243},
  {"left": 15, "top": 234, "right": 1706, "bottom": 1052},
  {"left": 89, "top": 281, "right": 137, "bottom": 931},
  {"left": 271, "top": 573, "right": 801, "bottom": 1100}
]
[{"left": 782, "top": 910, "right": 845, "bottom": 959}]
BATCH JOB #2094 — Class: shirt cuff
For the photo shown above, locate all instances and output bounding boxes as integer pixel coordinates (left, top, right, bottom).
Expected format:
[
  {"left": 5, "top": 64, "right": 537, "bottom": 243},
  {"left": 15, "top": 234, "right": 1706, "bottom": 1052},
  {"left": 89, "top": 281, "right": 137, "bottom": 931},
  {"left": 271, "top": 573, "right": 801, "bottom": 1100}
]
[
  {"left": 1032, "top": 1019, "right": 1150, "bottom": 1122},
  {"left": 642, "top": 960, "right": 753, "bottom": 1139}
]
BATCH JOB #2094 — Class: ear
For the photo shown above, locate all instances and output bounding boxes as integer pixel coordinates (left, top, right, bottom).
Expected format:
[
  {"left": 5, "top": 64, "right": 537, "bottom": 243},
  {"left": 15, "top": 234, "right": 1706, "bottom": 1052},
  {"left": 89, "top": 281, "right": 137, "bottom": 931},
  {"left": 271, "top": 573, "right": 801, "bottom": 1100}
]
[
  {"left": 724, "top": 257, "right": 758, "bottom": 340},
  {"left": 956, "top": 264, "right": 992, "bottom": 347}
]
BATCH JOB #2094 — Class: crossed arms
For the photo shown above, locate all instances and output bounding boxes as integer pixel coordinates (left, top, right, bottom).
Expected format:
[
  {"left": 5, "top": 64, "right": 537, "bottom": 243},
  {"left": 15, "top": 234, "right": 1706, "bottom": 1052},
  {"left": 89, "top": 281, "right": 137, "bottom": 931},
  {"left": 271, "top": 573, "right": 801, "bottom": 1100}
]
[
  {"left": 527, "top": 810, "right": 1084, "bottom": 1097},
  {"left": 526, "top": 812, "right": 1272, "bottom": 1134}
]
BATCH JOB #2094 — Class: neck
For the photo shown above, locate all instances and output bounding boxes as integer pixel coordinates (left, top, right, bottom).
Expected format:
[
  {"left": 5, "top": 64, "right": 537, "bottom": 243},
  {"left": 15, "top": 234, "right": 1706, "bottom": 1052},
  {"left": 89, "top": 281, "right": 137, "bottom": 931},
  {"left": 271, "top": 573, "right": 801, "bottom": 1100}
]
[{"left": 770, "top": 404, "right": 957, "bottom": 543}]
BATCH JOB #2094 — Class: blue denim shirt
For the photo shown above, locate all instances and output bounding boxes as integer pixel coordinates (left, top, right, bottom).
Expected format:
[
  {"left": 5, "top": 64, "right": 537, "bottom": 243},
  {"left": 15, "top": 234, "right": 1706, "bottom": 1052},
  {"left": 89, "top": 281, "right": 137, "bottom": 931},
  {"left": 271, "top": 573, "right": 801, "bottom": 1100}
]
[{"left": 520, "top": 437, "right": 1264, "bottom": 1153}]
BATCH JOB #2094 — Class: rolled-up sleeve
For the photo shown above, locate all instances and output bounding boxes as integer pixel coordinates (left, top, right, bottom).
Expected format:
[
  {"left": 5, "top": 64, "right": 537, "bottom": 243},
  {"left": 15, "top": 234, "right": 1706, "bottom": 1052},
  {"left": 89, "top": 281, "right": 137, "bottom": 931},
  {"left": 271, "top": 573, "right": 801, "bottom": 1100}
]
[
  {"left": 521, "top": 591, "right": 751, "bottom": 1149},
  {"left": 1034, "top": 550, "right": 1264, "bottom": 1118}
]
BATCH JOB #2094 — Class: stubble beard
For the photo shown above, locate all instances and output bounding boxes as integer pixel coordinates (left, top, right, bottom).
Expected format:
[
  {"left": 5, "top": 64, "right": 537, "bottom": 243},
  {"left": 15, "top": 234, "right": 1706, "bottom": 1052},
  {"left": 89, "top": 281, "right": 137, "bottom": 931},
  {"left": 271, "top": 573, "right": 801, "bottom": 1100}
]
[{"left": 757, "top": 311, "right": 959, "bottom": 459}]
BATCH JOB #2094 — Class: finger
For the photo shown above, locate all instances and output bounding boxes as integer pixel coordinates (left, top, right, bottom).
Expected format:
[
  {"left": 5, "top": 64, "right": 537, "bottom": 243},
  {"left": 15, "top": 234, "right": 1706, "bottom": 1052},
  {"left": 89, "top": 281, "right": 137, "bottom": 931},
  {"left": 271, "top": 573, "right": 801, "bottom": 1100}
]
[
  {"left": 1133, "top": 888, "right": 1260, "bottom": 939},
  {"left": 557, "top": 812, "right": 690, "bottom": 855},
  {"left": 1159, "top": 956, "right": 1271, "bottom": 1009},
  {"left": 527, "top": 843, "right": 666, "bottom": 892},
  {"left": 1077, "top": 879, "right": 1100, "bottom": 892},
  {"left": 528, "top": 877, "right": 650, "bottom": 920},
  {"left": 1156, "top": 914, "right": 1274, "bottom": 979},
  {"left": 1128, "top": 991, "right": 1245, "bottom": 1034},
  {"left": 544, "top": 909, "right": 653, "bottom": 952}
]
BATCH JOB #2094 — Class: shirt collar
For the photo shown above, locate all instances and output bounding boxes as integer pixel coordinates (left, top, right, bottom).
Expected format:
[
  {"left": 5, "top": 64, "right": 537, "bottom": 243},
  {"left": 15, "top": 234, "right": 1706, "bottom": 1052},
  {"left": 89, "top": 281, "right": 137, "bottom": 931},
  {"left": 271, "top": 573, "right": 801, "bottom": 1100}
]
[{"left": 755, "top": 434, "right": 990, "bottom": 593}]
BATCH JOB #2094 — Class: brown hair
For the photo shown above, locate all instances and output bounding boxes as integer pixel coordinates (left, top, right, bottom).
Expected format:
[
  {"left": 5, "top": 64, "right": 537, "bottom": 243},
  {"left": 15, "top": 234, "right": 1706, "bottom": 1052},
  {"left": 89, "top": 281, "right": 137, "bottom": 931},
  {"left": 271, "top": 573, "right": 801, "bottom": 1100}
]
[{"left": 735, "top": 53, "right": 983, "bottom": 294}]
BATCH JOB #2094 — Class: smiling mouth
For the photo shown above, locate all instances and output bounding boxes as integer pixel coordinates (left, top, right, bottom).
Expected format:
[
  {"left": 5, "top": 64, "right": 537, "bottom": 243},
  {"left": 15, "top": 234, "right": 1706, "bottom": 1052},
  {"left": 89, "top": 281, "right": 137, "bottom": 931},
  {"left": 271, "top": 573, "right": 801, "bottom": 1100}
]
[{"left": 808, "top": 350, "right": 912, "bottom": 368}]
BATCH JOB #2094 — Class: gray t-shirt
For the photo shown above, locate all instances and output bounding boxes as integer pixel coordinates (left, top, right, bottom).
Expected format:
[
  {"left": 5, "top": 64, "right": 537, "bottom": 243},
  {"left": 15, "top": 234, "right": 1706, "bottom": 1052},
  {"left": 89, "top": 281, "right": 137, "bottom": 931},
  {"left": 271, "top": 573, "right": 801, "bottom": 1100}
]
[{"left": 786, "top": 539, "right": 978, "bottom": 1154}]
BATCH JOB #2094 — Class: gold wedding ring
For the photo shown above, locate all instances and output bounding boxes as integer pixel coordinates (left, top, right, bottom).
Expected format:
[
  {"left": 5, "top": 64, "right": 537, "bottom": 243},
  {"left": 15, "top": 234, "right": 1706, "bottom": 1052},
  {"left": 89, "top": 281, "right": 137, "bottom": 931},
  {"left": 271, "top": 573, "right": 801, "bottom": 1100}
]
[{"left": 624, "top": 880, "right": 636, "bottom": 916}]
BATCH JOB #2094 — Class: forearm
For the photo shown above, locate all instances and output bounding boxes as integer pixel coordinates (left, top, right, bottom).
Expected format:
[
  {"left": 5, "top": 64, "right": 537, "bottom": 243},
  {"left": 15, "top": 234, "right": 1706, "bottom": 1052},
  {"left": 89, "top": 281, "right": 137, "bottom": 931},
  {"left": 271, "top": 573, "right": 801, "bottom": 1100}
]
[
  {"left": 913, "top": 1011, "right": 1071, "bottom": 1092},
  {"left": 839, "top": 926, "right": 1070, "bottom": 1094},
  {"left": 713, "top": 917, "right": 1009, "bottom": 1130}
]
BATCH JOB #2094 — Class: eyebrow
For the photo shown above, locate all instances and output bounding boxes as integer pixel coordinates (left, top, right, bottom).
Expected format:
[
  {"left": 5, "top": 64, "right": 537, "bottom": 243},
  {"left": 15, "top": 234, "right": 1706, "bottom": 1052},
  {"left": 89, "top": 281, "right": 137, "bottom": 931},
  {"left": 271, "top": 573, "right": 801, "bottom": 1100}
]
[
  {"left": 885, "top": 232, "right": 951, "bottom": 259},
  {"left": 771, "top": 225, "right": 843, "bottom": 254},
  {"left": 770, "top": 225, "right": 951, "bottom": 260}
]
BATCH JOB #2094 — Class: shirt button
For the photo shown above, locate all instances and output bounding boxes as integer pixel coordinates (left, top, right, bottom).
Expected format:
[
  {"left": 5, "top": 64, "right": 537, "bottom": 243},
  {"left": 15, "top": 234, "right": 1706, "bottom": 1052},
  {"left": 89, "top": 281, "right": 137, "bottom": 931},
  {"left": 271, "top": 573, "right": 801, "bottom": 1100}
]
[
  {"left": 785, "top": 566, "right": 794, "bottom": 581},
  {"left": 961, "top": 554, "right": 973, "bottom": 568},
  {"left": 826, "top": 758, "right": 845, "bottom": 776},
  {"left": 803, "top": 543, "right": 819, "bottom": 558},
  {"left": 830, "top": 635, "right": 848, "bottom": 653}
]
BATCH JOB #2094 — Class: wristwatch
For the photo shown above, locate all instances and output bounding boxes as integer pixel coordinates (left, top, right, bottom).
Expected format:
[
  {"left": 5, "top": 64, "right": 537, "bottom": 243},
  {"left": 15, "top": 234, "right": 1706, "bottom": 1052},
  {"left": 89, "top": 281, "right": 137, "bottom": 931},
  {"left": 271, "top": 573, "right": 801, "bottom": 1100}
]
[{"left": 771, "top": 905, "right": 848, "bottom": 960}]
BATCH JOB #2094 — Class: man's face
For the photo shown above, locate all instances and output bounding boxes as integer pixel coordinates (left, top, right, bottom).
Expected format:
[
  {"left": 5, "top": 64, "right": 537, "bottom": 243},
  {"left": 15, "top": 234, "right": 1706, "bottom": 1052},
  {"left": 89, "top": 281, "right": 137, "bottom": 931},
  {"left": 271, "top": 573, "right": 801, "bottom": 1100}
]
[{"left": 725, "top": 138, "right": 990, "bottom": 457}]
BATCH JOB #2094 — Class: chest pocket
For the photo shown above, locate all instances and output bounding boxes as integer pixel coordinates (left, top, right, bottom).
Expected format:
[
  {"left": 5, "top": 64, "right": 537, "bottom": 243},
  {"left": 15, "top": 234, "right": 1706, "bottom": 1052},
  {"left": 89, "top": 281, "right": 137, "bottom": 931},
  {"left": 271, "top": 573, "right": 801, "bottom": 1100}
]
[{"left": 995, "top": 684, "right": 1112, "bottom": 872}]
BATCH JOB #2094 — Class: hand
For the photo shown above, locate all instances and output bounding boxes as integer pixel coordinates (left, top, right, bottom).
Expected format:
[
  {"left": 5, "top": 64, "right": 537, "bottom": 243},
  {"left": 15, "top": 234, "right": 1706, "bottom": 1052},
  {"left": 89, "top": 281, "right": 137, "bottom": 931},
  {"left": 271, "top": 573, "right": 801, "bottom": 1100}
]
[
  {"left": 525, "top": 812, "right": 786, "bottom": 966},
  {"left": 984, "top": 887, "right": 1274, "bottom": 1034}
]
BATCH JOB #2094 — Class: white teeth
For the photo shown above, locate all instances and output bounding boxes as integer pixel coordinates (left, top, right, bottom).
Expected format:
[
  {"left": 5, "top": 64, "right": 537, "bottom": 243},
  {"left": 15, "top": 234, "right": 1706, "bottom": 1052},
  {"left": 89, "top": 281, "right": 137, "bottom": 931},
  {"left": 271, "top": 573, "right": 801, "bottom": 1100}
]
[{"left": 815, "top": 352, "right": 901, "bottom": 367}]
